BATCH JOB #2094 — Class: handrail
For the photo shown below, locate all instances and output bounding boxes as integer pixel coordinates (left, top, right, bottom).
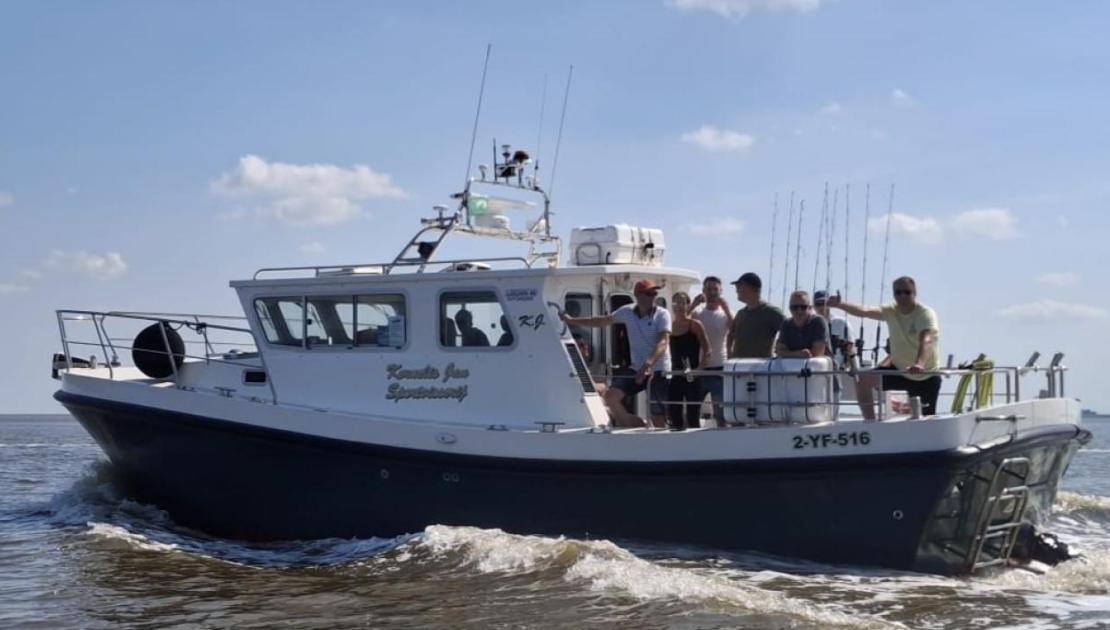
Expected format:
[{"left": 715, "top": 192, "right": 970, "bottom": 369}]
[{"left": 252, "top": 256, "right": 536, "bottom": 280}]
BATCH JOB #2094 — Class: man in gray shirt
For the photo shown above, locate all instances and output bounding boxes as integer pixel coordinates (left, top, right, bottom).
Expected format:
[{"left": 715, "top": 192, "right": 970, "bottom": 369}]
[{"left": 776, "top": 290, "right": 830, "bottom": 358}]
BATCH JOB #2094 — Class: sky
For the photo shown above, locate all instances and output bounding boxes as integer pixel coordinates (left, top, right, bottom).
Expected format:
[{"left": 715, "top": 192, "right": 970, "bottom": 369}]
[{"left": 2, "top": 0, "right": 1108, "bottom": 413}]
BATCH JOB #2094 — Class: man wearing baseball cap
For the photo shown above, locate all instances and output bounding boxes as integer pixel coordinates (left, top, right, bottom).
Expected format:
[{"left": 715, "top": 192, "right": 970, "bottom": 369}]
[
  {"left": 727, "top": 272, "right": 785, "bottom": 359},
  {"left": 562, "top": 278, "right": 672, "bottom": 427}
]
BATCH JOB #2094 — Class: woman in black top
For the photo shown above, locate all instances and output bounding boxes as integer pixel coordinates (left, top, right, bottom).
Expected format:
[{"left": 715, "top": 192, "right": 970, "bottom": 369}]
[{"left": 668, "top": 292, "right": 711, "bottom": 430}]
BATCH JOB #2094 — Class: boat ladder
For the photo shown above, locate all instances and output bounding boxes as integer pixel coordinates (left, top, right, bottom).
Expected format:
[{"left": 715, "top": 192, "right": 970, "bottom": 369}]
[{"left": 966, "top": 456, "right": 1031, "bottom": 572}]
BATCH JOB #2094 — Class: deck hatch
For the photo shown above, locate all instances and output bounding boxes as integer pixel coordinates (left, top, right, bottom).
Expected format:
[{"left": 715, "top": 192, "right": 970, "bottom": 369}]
[{"left": 564, "top": 342, "right": 596, "bottom": 393}]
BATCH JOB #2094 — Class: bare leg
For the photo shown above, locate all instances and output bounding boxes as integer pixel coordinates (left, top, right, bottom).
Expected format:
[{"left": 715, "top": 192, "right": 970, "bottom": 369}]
[
  {"left": 856, "top": 373, "right": 879, "bottom": 420},
  {"left": 604, "top": 388, "right": 645, "bottom": 428}
]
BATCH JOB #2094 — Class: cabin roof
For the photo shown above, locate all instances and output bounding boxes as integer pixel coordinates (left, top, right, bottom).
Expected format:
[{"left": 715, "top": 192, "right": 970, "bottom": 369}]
[{"left": 229, "top": 264, "right": 702, "bottom": 290}]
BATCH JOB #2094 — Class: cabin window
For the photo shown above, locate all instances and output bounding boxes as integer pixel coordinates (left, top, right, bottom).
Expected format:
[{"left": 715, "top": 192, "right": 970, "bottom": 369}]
[
  {"left": 254, "top": 297, "right": 309, "bottom": 347},
  {"left": 253, "top": 294, "right": 407, "bottom": 348},
  {"left": 440, "top": 290, "right": 511, "bottom": 349},
  {"left": 565, "top": 293, "right": 596, "bottom": 367}
]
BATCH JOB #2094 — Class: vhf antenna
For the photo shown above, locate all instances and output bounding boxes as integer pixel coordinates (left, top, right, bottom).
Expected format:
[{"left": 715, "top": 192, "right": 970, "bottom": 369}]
[
  {"left": 533, "top": 73, "right": 549, "bottom": 184},
  {"left": 463, "top": 44, "right": 492, "bottom": 188}
]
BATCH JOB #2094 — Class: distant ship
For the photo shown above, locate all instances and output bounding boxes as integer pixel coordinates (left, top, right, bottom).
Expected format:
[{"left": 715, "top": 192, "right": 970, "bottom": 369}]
[{"left": 1082, "top": 409, "right": 1104, "bottom": 418}]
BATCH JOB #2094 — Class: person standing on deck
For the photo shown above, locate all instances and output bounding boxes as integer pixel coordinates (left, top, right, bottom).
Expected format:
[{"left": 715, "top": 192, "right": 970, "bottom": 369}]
[
  {"left": 826, "top": 276, "right": 941, "bottom": 418},
  {"left": 814, "top": 290, "right": 851, "bottom": 366},
  {"left": 727, "top": 273, "right": 785, "bottom": 359},
  {"left": 669, "top": 292, "right": 711, "bottom": 431},
  {"left": 561, "top": 279, "right": 672, "bottom": 428},
  {"left": 689, "top": 276, "right": 732, "bottom": 426}
]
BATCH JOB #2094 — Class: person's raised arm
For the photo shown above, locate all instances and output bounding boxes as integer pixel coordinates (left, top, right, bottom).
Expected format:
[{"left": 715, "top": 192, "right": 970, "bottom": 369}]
[
  {"left": 562, "top": 313, "right": 614, "bottom": 327},
  {"left": 826, "top": 294, "right": 883, "bottom": 320}
]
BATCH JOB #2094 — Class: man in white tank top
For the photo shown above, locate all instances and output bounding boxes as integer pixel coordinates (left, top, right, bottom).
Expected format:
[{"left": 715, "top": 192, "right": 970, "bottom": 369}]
[{"left": 689, "top": 276, "right": 733, "bottom": 426}]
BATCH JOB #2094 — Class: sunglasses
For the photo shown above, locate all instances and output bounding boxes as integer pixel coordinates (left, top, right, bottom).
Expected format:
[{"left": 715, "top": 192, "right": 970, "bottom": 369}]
[
  {"left": 894, "top": 289, "right": 914, "bottom": 296},
  {"left": 789, "top": 304, "right": 810, "bottom": 311}
]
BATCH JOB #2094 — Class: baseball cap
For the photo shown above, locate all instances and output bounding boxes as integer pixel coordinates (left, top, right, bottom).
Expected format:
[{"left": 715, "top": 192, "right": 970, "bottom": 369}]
[
  {"left": 730, "top": 272, "right": 762, "bottom": 289},
  {"left": 633, "top": 279, "right": 660, "bottom": 295},
  {"left": 814, "top": 290, "right": 829, "bottom": 302}
]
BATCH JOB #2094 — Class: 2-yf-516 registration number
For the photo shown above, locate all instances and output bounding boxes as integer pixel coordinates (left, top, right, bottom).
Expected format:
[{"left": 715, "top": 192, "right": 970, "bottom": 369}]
[{"left": 792, "top": 431, "right": 871, "bottom": 449}]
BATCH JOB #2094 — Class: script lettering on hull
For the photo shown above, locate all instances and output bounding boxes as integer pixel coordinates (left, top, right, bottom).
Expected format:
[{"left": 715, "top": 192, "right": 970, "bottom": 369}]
[{"left": 385, "top": 363, "right": 471, "bottom": 402}]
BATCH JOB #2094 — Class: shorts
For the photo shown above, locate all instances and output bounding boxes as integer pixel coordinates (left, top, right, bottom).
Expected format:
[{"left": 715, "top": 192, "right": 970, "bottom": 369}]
[
  {"left": 612, "top": 370, "right": 671, "bottom": 416},
  {"left": 875, "top": 365, "right": 942, "bottom": 416}
]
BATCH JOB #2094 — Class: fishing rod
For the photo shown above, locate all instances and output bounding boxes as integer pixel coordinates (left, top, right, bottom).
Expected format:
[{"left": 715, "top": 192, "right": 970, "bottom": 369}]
[
  {"left": 873, "top": 183, "right": 896, "bottom": 365},
  {"left": 781, "top": 192, "right": 795, "bottom": 309},
  {"left": 793, "top": 200, "right": 805, "bottom": 293},
  {"left": 768, "top": 193, "right": 779, "bottom": 302},
  {"left": 856, "top": 184, "right": 871, "bottom": 362},
  {"left": 825, "top": 186, "right": 838, "bottom": 296},
  {"left": 812, "top": 184, "right": 828, "bottom": 293},
  {"left": 842, "top": 184, "right": 852, "bottom": 334}
]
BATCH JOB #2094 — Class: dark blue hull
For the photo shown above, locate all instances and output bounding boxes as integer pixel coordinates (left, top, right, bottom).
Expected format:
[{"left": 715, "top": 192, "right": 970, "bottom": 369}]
[{"left": 57, "top": 391, "right": 1089, "bottom": 574}]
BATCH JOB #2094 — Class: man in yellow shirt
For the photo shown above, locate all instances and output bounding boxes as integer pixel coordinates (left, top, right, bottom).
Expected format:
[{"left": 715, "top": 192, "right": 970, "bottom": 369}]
[{"left": 827, "top": 276, "right": 941, "bottom": 419}]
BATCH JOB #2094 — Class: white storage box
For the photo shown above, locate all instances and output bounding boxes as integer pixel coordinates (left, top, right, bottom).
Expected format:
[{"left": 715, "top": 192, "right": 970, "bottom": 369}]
[
  {"left": 722, "top": 357, "right": 836, "bottom": 424},
  {"left": 569, "top": 224, "right": 666, "bottom": 266}
]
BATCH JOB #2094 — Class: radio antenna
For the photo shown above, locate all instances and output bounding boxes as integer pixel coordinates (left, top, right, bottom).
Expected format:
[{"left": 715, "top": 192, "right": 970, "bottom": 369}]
[
  {"left": 768, "top": 192, "right": 779, "bottom": 302},
  {"left": 548, "top": 65, "right": 574, "bottom": 198},
  {"left": 463, "top": 44, "right": 492, "bottom": 187}
]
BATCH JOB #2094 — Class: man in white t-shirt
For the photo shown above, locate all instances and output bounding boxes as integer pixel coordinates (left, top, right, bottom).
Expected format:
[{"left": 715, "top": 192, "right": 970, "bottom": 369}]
[
  {"left": 689, "top": 276, "right": 732, "bottom": 426},
  {"left": 562, "top": 279, "right": 671, "bottom": 428}
]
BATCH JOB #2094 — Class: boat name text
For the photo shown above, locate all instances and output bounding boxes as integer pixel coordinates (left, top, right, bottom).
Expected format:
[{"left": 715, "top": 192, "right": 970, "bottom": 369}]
[{"left": 387, "top": 363, "right": 470, "bottom": 383}]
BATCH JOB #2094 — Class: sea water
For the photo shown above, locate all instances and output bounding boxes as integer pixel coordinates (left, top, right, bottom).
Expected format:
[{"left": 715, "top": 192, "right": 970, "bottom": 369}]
[{"left": 2, "top": 414, "right": 1110, "bottom": 629}]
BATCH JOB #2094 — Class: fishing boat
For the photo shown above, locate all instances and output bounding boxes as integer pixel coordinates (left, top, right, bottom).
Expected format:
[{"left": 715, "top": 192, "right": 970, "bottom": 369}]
[{"left": 51, "top": 143, "right": 1089, "bottom": 575}]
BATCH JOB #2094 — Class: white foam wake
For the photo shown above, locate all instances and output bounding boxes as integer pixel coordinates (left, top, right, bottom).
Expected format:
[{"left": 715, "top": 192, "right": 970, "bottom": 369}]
[{"left": 419, "top": 525, "right": 902, "bottom": 629}]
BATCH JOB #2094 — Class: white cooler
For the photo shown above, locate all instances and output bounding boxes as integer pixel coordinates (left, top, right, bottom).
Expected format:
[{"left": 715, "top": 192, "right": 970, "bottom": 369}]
[{"left": 722, "top": 357, "right": 836, "bottom": 424}]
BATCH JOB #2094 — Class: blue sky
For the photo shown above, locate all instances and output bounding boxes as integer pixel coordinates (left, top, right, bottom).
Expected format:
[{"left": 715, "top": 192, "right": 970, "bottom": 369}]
[{"left": 2, "top": 0, "right": 1108, "bottom": 412}]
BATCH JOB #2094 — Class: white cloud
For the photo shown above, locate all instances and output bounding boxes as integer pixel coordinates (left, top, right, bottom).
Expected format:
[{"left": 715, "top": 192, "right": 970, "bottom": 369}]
[
  {"left": 18, "top": 269, "right": 42, "bottom": 281},
  {"left": 889, "top": 88, "right": 916, "bottom": 108},
  {"left": 819, "top": 101, "right": 842, "bottom": 115},
  {"left": 0, "top": 191, "right": 13, "bottom": 208},
  {"left": 44, "top": 250, "right": 128, "bottom": 280},
  {"left": 682, "top": 217, "right": 745, "bottom": 238},
  {"left": 211, "top": 154, "right": 406, "bottom": 227},
  {"left": 1037, "top": 272, "right": 1079, "bottom": 288},
  {"left": 669, "top": 0, "right": 825, "bottom": 19},
  {"left": 680, "top": 125, "right": 755, "bottom": 152},
  {"left": 998, "top": 300, "right": 1106, "bottom": 322},
  {"left": 299, "top": 241, "right": 326, "bottom": 255},
  {"left": 868, "top": 212, "right": 943, "bottom": 245},
  {"left": 950, "top": 207, "right": 1018, "bottom": 240},
  {"left": 0, "top": 283, "right": 29, "bottom": 294}
]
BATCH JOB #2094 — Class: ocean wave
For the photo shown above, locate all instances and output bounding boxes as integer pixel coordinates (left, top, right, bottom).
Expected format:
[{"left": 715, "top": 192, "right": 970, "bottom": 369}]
[
  {"left": 1055, "top": 491, "right": 1110, "bottom": 517},
  {"left": 986, "top": 548, "right": 1110, "bottom": 595},
  {"left": 419, "top": 525, "right": 903, "bottom": 629}
]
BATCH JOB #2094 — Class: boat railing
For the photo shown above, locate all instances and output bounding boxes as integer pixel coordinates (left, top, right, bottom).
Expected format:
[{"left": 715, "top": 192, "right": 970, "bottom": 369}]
[
  {"left": 624, "top": 359, "right": 1068, "bottom": 425},
  {"left": 252, "top": 256, "right": 536, "bottom": 280},
  {"left": 54, "top": 310, "right": 277, "bottom": 402}
]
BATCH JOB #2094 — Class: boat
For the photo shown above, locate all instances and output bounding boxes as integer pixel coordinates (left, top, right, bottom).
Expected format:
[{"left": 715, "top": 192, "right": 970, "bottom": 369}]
[{"left": 52, "top": 144, "right": 1089, "bottom": 575}]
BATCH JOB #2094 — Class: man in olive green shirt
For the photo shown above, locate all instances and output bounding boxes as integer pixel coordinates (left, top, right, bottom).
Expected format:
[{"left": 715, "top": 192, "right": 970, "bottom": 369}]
[
  {"left": 828, "top": 275, "right": 941, "bottom": 419},
  {"left": 727, "top": 272, "right": 786, "bottom": 359}
]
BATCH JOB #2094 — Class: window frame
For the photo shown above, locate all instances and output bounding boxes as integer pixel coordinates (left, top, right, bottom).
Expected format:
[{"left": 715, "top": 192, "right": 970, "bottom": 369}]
[
  {"left": 437, "top": 287, "right": 516, "bottom": 352},
  {"left": 251, "top": 290, "right": 410, "bottom": 352}
]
